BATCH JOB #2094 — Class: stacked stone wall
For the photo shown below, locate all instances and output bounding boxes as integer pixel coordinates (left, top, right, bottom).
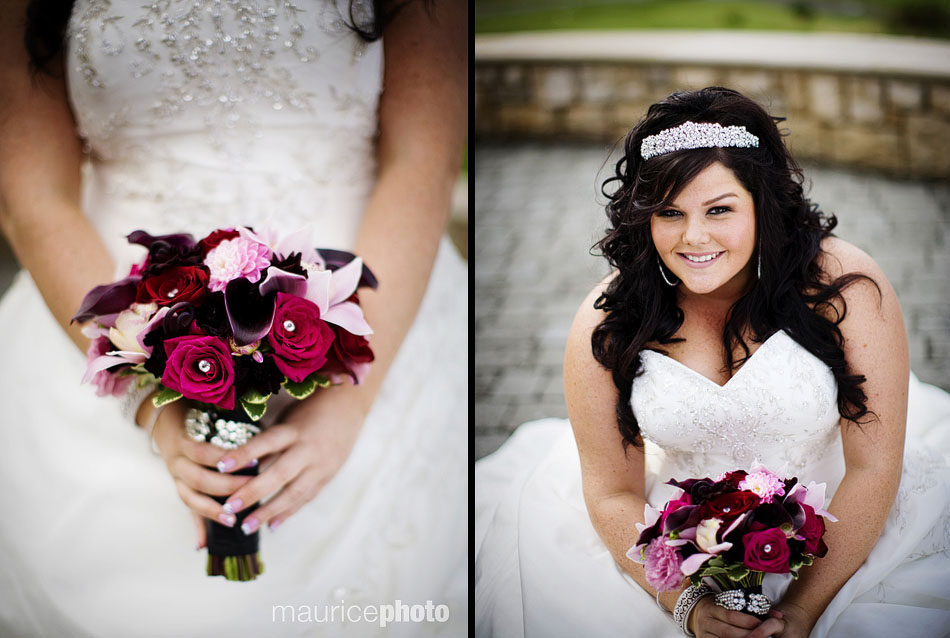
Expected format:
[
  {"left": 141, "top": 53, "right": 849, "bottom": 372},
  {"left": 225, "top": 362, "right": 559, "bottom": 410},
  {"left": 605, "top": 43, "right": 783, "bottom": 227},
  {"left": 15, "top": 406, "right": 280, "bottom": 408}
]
[{"left": 476, "top": 50, "right": 950, "bottom": 179}]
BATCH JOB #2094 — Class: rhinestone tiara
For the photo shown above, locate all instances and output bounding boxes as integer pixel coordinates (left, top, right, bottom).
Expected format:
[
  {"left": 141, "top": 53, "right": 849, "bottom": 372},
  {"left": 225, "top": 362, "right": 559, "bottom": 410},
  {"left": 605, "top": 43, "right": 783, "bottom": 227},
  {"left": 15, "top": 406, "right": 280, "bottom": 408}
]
[{"left": 640, "top": 121, "right": 759, "bottom": 161}]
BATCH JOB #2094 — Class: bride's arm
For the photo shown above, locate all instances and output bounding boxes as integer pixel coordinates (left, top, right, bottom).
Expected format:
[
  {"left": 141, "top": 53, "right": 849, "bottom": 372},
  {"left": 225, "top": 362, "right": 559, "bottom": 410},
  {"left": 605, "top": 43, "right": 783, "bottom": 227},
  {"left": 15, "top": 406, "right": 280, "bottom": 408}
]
[
  {"left": 179, "top": 0, "right": 468, "bottom": 535},
  {"left": 0, "top": 3, "right": 115, "bottom": 354},
  {"left": 566, "top": 278, "right": 761, "bottom": 636},
  {"left": 749, "top": 237, "right": 909, "bottom": 638}
]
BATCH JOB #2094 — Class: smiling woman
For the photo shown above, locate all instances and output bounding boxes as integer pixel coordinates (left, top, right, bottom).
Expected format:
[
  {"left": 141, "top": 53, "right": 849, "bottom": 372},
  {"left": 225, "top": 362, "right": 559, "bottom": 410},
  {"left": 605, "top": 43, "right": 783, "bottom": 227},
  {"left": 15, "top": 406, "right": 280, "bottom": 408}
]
[{"left": 475, "top": 87, "right": 950, "bottom": 638}]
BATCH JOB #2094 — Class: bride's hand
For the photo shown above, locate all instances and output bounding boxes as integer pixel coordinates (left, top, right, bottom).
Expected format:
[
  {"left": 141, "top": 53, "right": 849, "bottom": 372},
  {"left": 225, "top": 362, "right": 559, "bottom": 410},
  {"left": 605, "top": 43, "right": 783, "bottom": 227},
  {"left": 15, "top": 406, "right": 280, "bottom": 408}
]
[
  {"left": 687, "top": 596, "right": 762, "bottom": 638},
  {"left": 150, "top": 400, "right": 255, "bottom": 547},
  {"left": 212, "top": 390, "right": 368, "bottom": 535},
  {"left": 745, "top": 603, "right": 810, "bottom": 638}
]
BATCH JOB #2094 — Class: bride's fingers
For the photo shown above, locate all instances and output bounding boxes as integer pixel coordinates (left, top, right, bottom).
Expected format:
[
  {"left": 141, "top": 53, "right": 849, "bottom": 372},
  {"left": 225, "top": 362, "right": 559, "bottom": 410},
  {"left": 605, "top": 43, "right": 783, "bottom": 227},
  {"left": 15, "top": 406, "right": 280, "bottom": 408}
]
[
  {"left": 191, "top": 512, "right": 207, "bottom": 550},
  {"left": 168, "top": 455, "right": 252, "bottom": 496},
  {"left": 220, "top": 446, "right": 309, "bottom": 523},
  {"left": 173, "top": 479, "right": 236, "bottom": 528},
  {"left": 746, "top": 616, "right": 786, "bottom": 638},
  {"left": 242, "top": 467, "right": 326, "bottom": 534},
  {"left": 213, "top": 424, "right": 298, "bottom": 473}
]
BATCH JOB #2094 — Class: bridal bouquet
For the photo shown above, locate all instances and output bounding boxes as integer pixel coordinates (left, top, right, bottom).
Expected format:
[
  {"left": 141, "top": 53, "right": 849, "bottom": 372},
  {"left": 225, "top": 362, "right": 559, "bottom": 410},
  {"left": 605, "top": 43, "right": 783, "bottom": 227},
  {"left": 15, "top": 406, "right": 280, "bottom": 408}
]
[
  {"left": 73, "top": 226, "right": 376, "bottom": 581},
  {"left": 628, "top": 463, "right": 836, "bottom": 617}
]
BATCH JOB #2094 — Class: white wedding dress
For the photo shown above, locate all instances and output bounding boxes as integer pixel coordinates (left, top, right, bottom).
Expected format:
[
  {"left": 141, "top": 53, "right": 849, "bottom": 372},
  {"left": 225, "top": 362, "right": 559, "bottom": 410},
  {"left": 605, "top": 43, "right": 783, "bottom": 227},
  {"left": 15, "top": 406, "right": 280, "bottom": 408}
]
[
  {"left": 476, "top": 331, "right": 950, "bottom": 637},
  {"left": 0, "top": 1, "right": 467, "bottom": 636}
]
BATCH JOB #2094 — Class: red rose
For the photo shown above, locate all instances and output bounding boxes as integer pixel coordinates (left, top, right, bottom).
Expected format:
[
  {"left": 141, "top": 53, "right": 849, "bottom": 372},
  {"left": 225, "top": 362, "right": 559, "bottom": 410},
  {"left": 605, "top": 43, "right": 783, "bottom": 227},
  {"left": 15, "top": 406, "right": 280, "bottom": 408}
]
[
  {"left": 742, "top": 528, "right": 790, "bottom": 573},
  {"left": 161, "top": 335, "right": 235, "bottom": 410},
  {"left": 720, "top": 470, "right": 748, "bottom": 488},
  {"left": 266, "top": 292, "right": 335, "bottom": 383},
  {"left": 798, "top": 504, "right": 827, "bottom": 557},
  {"left": 325, "top": 327, "right": 375, "bottom": 383},
  {"left": 198, "top": 228, "right": 241, "bottom": 256},
  {"left": 137, "top": 265, "right": 209, "bottom": 307},
  {"left": 700, "top": 491, "right": 760, "bottom": 522}
]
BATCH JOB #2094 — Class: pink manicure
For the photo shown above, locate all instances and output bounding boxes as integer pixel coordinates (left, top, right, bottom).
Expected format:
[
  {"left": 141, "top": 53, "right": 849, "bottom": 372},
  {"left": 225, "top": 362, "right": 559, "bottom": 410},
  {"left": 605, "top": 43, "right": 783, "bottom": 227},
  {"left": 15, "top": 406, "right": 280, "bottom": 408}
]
[
  {"left": 217, "top": 458, "right": 236, "bottom": 472},
  {"left": 241, "top": 516, "right": 260, "bottom": 535},
  {"left": 245, "top": 458, "right": 259, "bottom": 468},
  {"left": 217, "top": 513, "right": 236, "bottom": 527},
  {"left": 223, "top": 498, "right": 243, "bottom": 515},
  {"left": 268, "top": 518, "right": 281, "bottom": 532}
]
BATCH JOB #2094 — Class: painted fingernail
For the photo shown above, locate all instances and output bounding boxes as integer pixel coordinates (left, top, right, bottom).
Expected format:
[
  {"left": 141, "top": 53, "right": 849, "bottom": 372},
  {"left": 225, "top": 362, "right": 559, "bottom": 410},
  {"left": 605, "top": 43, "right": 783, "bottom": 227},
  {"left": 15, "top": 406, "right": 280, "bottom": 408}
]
[
  {"left": 268, "top": 518, "right": 281, "bottom": 532},
  {"left": 217, "top": 458, "right": 236, "bottom": 472},
  {"left": 245, "top": 458, "right": 259, "bottom": 468},
  {"left": 217, "top": 513, "right": 236, "bottom": 527},
  {"left": 223, "top": 498, "right": 243, "bottom": 515},
  {"left": 241, "top": 516, "right": 260, "bottom": 535}
]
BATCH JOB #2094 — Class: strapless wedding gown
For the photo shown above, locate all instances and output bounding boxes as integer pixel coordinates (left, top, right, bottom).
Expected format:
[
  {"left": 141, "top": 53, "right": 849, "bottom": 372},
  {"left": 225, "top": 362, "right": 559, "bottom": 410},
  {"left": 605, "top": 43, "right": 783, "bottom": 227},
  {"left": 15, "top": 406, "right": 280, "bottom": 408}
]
[
  {"left": 0, "top": 2, "right": 467, "bottom": 636},
  {"left": 476, "top": 331, "right": 950, "bottom": 637}
]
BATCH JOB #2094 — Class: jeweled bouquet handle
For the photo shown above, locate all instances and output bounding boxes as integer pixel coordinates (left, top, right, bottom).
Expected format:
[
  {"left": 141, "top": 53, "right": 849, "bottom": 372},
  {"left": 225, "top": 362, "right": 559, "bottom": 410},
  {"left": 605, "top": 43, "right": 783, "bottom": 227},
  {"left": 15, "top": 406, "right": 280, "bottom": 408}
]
[{"left": 74, "top": 226, "right": 377, "bottom": 581}]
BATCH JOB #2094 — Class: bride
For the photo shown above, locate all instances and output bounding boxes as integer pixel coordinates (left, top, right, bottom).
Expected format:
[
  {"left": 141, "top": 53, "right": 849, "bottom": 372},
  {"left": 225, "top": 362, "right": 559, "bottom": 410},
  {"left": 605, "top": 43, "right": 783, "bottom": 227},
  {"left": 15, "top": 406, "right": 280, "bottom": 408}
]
[
  {"left": 476, "top": 87, "right": 950, "bottom": 637},
  {"left": 0, "top": 1, "right": 467, "bottom": 636}
]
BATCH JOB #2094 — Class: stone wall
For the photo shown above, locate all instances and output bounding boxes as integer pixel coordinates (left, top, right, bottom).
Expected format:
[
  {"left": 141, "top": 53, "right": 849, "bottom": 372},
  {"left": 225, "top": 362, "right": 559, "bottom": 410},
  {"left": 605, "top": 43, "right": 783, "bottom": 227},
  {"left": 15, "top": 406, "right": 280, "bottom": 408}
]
[{"left": 475, "top": 32, "right": 950, "bottom": 180}]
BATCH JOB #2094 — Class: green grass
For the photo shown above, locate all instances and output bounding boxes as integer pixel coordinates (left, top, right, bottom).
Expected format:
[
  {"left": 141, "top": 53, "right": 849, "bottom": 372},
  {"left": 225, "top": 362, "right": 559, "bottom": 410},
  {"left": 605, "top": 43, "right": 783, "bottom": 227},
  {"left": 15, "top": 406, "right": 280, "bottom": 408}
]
[{"left": 474, "top": 1, "right": 903, "bottom": 37}]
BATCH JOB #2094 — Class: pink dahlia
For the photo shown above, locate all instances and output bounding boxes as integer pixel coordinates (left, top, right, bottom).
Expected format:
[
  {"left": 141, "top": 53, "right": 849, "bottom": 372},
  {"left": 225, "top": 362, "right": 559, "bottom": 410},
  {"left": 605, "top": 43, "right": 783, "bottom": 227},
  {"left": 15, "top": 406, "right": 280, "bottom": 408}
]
[
  {"left": 739, "top": 467, "right": 785, "bottom": 504},
  {"left": 644, "top": 537, "right": 684, "bottom": 592},
  {"left": 204, "top": 236, "right": 272, "bottom": 292}
]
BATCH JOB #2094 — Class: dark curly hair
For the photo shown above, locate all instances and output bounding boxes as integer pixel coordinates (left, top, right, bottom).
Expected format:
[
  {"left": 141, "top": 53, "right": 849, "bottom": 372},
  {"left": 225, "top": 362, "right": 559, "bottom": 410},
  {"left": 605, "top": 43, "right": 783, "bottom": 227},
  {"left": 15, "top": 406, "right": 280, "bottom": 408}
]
[{"left": 592, "top": 87, "right": 879, "bottom": 449}]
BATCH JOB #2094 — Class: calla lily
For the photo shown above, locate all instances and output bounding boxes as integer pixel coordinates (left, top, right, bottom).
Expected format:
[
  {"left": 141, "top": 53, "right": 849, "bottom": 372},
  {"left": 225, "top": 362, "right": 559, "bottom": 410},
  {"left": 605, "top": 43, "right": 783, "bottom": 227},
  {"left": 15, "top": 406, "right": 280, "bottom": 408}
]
[
  {"left": 71, "top": 276, "right": 141, "bottom": 324},
  {"left": 304, "top": 258, "right": 373, "bottom": 336},
  {"left": 680, "top": 552, "right": 716, "bottom": 576},
  {"left": 82, "top": 348, "right": 146, "bottom": 385},
  {"left": 318, "top": 248, "right": 378, "bottom": 290},
  {"left": 801, "top": 481, "right": 838, "bottom": 522}
]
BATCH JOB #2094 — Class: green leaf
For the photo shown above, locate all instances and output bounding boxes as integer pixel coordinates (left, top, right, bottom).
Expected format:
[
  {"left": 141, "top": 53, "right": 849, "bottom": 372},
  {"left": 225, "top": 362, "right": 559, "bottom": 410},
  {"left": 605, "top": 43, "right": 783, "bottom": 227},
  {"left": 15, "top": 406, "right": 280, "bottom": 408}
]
[
  {"left": 283, "top": 376, "right": 317, "bottom": 400},
  {"left": 725, "top": 563, "right": 750, "bottom": 581},
  {"left": 241, "top": 389, "right": 270, "bottom": 405},
  {"left": 312, "top": 374, "right": 332, "bottom": 388},
  {"left": 153, "top": 386, "right": 182, "bottom": 407},
  {"left": 240, "top": 399, "right": 267, "bottom": 422}
]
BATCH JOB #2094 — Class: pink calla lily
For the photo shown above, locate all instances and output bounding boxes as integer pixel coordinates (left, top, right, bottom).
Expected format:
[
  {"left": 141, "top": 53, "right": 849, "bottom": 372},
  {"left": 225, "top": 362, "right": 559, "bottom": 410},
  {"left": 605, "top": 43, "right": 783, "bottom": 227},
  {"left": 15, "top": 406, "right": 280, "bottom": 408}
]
[
  {"left": 82, "top": 350, "right": 146, "bottom": 385},
  {"left": 681, "top": 552, "right": 715, "bottom": 575}
]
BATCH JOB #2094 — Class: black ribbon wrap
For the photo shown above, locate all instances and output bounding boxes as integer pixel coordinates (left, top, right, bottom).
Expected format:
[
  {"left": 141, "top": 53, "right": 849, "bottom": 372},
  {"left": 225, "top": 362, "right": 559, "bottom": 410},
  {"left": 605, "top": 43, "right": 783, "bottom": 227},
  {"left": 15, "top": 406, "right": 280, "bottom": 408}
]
[{"left": 195, "top": 406, "right": 265, "bottom": 581}]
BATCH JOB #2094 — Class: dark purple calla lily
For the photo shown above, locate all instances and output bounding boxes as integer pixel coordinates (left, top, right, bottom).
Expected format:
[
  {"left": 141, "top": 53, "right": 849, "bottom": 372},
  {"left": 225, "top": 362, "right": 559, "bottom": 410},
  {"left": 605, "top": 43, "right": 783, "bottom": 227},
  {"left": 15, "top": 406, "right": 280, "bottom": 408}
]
[
  {"left": 71, "top": 276, "right": 141, "bottom": 324},
  {"left": 224, "top": 278, "right": 277, "bottom": 346},
  {"left": 126, "top": 230, "right": 197, "bottom": 251},
  {"left": 663, "top": 504, "right": 701, "bottom": 534},
  {"left": 317, "top": 248, "right": 378, "bottom": 290},
  {"left": 258, "top": 267, "right": 308, "bottom": 298}
]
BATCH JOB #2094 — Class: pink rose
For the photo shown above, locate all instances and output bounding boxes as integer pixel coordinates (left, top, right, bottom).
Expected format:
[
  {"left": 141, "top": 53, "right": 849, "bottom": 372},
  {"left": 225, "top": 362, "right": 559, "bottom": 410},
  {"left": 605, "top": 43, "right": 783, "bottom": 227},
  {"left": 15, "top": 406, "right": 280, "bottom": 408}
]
[
  {"left": 266, "top": 292, "right": 335, "bottom": 383},
  {"left": 644, "top": 537, "right": 685, "bottom": 592},
  {"left": 161, "top": 335, "right": 235, "bottom": 409},
  {"left": 742, "top": 528, "right": 790, "bottom": 573}
]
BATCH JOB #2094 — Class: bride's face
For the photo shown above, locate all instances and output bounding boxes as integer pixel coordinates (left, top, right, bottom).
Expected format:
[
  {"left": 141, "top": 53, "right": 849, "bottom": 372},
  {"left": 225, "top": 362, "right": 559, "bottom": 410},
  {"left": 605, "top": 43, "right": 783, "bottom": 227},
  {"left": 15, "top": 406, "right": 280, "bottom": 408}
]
[{"left": 650, "top": 161, "right": 757, "bottom": 298}]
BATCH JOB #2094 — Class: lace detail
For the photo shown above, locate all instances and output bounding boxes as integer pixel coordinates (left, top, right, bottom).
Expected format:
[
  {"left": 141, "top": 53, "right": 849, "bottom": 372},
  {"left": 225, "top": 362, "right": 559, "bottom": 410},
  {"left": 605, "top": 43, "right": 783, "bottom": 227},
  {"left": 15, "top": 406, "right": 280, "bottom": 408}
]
[
  {"left": 67, "top": 0, "right": 378, "bottom": 164},
  {"left": 632, "top": 331, "right": 841, "bottom": 478},
  {"left": 65, "top": 0, "right": 383, "bottom": 266}
]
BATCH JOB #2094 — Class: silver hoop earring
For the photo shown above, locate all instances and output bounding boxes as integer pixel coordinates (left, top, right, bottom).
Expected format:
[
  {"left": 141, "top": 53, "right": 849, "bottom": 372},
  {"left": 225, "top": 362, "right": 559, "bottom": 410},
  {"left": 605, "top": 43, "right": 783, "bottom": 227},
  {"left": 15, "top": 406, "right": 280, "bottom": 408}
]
[
  {"left": 658, "top": 256, "right": 679, "bottom": 287},
  {"left": 757, "top": 252, "right": 762, "bottom": 279}
]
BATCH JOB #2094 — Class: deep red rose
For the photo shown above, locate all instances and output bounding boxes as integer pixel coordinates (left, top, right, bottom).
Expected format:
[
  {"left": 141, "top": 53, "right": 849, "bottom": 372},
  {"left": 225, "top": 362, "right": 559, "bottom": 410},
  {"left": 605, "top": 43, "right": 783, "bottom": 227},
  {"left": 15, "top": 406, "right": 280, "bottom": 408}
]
[
  {"left": 720, "top": 470, "right": 748, "bottom": 488},
  {"left": 324, "top": 327, "right": 375, "bottom": 383},
  {"left": 798, "top": 503, "right": 827, "bottom": 557},
  {"left": 266, "top": 292, "right": 335, "bottom": 383},
  {"left": 742, "top": 527, "right": 790, "bottom": 573},
  {"left": 198, "top": 228, "right": 241, "bottom": 256},
  {"left": 700, "top": 490, "right": 760, "bottom": 522},
  {"left": 137, "top": 265, "right": 209, "bottom": 307},
  {"left": 161, "top": 335, "right": 235, "bottom": 409}
]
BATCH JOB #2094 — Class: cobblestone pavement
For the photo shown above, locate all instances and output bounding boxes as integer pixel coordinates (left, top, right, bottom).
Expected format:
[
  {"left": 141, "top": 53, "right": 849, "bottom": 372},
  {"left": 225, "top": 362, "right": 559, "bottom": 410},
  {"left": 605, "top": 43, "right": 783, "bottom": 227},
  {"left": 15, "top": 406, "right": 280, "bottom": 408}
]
[{"left": 474, "top": 141, "right": 950, "bottom": 459}]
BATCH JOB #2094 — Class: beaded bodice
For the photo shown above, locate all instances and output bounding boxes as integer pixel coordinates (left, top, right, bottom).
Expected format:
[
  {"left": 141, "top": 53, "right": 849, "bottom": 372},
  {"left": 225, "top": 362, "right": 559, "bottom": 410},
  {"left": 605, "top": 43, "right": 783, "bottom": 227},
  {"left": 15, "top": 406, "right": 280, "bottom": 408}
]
[
  {"left": 66, "top": 0, "right": 382, "bottom": 271},
  {"left": 632, "top": 331, "right": 844, "bottom": 489}
]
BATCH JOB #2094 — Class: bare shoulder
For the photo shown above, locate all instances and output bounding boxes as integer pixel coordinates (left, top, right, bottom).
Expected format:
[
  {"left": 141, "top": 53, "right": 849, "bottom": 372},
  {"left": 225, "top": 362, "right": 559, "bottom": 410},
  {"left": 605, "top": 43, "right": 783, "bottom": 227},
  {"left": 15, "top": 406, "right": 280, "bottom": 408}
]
[
  {"left": 817, "top": 236, "right": 884, "bottom": 279},
  {"left": 566, "top": 272, "right": 615, "bottom": 352}
]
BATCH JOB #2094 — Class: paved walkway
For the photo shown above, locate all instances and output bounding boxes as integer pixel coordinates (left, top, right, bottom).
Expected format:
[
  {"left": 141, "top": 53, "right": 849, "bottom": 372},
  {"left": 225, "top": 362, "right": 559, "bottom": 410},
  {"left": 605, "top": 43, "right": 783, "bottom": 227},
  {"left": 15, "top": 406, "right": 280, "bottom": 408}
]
[{"left": 474, "top": 141, "right": 950, "bottom": 459}]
